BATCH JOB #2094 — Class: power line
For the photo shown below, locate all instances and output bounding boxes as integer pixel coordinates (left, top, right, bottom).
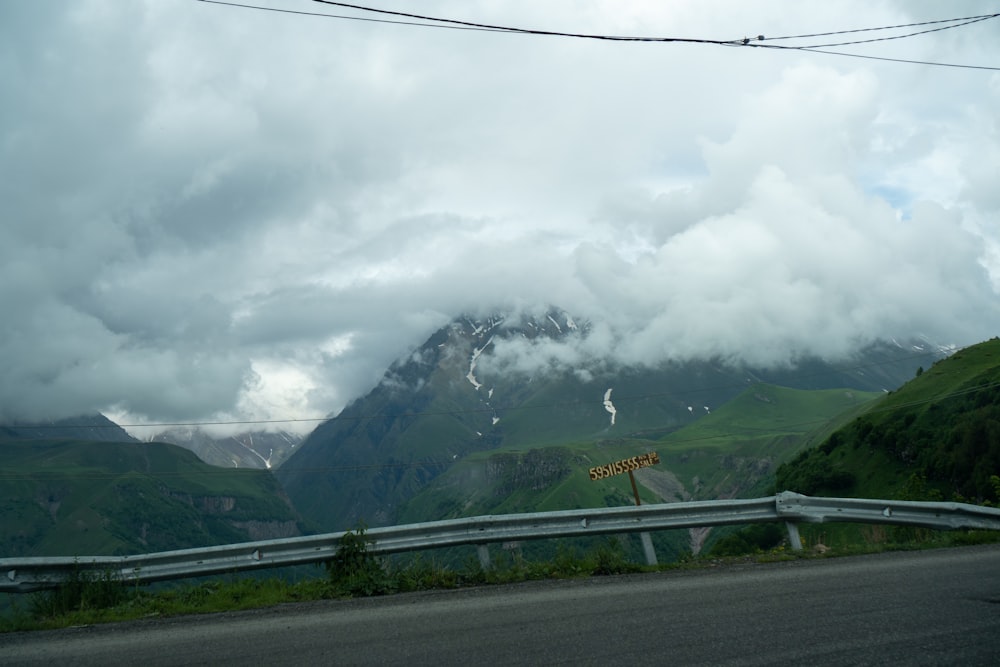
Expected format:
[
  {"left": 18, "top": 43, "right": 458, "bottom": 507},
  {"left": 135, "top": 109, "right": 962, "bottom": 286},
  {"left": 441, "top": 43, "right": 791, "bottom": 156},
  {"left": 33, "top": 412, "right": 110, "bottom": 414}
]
[
  {"left": 310, "top": 2, "right": 1000, "bottom": 50},
  {"left": 196, "top": 0, "right": 511, "bottom": 32},
  {"left": 759, "top": 12, "right": 1000, "bottom": 43},
  {"left": 310, "top": 0, "right": 741, "bottom": 44},
  {"left": 225, "top": 378, "right": 1000, "bottom": 478},
  {"left": 1, "top": 348, "right": 953, "bottom": 432},
  {"left": 197, "top": 1, "right": 1000, "bottom": 70},
  {"left": 759, "top": 46, "right": 1000, "bottom": 71},
  {"left": 198, "top": 0, "right": 740, "bottom": 44},
  {"left": 3, "top": 376, "right": 996, "bottom": 482},
  {"left": 742, "top": 12, "right": 1000, "bottom": 71},
  {"left": 775, "top": 14, "right": 998, "bottom": 49}
]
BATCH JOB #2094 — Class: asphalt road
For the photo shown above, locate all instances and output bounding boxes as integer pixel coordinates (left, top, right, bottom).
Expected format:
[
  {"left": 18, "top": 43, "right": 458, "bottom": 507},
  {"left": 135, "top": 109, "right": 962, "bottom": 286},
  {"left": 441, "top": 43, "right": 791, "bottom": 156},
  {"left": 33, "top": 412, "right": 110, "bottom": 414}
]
[{"left": 4, "top": 544, "right": 1000, "bottom": 666}]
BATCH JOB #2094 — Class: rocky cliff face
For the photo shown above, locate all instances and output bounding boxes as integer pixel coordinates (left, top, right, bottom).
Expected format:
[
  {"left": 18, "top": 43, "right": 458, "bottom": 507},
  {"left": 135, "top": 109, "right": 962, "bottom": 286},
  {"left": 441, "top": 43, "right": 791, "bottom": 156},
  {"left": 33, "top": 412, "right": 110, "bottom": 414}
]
[
  {"left": 486, "top": 449, "right": 574, "bottom": 497},
  {"left": 166, "top": 491, "right": 238, "bottom": 514},
  {"left": 229, "top": 519, "right": 301, "bottom": 540},
  {"left": 161, "top": 488, "right": 304, "bottom": 542}
]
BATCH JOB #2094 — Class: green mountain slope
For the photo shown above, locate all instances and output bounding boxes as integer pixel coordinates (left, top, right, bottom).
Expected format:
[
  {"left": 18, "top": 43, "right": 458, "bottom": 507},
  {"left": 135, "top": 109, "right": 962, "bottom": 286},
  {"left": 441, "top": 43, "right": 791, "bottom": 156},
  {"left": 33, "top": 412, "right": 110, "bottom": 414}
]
[
  {"left": 277, "top": 313, "right": 937, "bottom": 532},
  {"left": 398, "top": 384, "right": 880, "bottom": 524},
  {"left": 0, "top": 439, "right": 305, "bottom": 557},
  {"left": 0, "top": 413, "right": 137, "bottom": 443},
  {"left": 651, "top": 384, "right": 881, "bottom": 499},
  {"left": 777, "top": 337, "right": 1000, "bottom": 503}
]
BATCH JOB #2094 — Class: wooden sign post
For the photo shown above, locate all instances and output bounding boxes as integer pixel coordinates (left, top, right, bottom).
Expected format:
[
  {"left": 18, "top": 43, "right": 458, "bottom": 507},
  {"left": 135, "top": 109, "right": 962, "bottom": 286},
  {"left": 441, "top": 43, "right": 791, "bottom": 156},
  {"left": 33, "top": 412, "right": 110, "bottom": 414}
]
[
  {"left": 628, "top": 468, "right": 642, "bottom": 506},
  {"left": 588, "top": 451, "right": 661, "bottom": 564},
  {"left": 588, "top": 451, "right": 661, "bottom": 505}
]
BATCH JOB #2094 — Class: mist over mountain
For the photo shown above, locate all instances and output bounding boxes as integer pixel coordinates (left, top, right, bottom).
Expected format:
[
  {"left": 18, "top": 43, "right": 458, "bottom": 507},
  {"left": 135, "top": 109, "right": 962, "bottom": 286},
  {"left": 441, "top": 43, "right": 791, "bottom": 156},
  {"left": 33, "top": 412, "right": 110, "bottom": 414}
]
[{"left": 276, "top": 309, "right": 947, "bottom": 532}]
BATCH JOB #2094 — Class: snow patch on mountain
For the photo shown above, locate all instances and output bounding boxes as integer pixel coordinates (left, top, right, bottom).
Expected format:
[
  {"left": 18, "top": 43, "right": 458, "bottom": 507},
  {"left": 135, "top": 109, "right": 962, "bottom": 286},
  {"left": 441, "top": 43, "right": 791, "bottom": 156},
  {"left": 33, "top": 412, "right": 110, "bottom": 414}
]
[
  {"left": 235, "top": 432, "right": 273, "bottom": 469},
  {"left": 466, "top": 336, "right": 493, "bottom": 390},
  {"left": 603, "top": 388, "right": 617, "bottom": 426}
]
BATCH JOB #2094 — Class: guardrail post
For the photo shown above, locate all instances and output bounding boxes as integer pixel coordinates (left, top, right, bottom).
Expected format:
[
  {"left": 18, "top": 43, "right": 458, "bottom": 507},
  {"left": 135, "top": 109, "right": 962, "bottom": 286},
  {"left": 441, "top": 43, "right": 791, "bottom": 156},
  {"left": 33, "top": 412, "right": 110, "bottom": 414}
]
[
  {"left": 785, "top": 522, "right": 803, "bottom": 551},
  {"left": 476, "top": 544, "right": 491, "bottom": 569},
  {"left": 639, "top": 532, "right": 657, "bottom": 565}
]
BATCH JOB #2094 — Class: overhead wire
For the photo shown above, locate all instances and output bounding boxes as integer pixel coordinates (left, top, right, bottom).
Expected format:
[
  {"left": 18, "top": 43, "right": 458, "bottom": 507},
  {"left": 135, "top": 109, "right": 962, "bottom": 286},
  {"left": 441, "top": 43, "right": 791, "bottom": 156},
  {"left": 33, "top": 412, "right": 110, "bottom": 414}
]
[
  {"left": 3, "top": 348, "right": 948, "bottom": 432},
  {"left": 758, "top": 47, "right": 1000, "bottom": 72},
  {"left": 751, "top": 12, "right": 1000, "bottom": 48},
  {"left": 308, "top": 0, "right": 739, "bottom": 44},
  {"left": 0, "top": 348, "right": 952, "bottom": 483},
  {"left": 742, "top": 13, "right": 1000, "bottom": 70},
  {"left": 310, "top": 1, "right": 999, "bottom": 49},
  {"left": 752, "top": 12, "right": 1000, "bottom": 41},
  {"left": 2, "top": 376, "right": 998, "bottom": 482},
  {"left": 196, "top": 0, "right": 511, "bottom": 32},
  {"left": 196, "top": 1, "right": 1000, "bottom": 70}
]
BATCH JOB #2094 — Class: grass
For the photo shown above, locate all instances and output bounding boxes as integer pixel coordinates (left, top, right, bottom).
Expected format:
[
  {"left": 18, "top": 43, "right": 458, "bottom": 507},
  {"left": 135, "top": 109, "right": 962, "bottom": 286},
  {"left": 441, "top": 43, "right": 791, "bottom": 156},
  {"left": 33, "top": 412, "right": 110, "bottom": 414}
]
[
  {"left": 777, "top": 338, "right": 1000, "bottom": 503},
  {"left": 397, "top": 383, "right": 882, "bottom": 529},
  {"left": 0, "top": 528, "right": 642, "bottom": 633},
  {"left": 665, "top": 385, "right": 880, "bottom": 442},
  {"left": 873, "top": 340, "right": 1000, "bottom": 415}
]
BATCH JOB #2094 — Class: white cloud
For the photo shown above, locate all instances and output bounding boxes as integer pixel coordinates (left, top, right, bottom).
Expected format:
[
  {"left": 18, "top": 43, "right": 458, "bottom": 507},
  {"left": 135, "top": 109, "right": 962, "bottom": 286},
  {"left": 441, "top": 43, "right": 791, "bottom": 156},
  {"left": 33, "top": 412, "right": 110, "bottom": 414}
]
[{"left": 1, "top": 1, "right": 998, "bottom": 427}]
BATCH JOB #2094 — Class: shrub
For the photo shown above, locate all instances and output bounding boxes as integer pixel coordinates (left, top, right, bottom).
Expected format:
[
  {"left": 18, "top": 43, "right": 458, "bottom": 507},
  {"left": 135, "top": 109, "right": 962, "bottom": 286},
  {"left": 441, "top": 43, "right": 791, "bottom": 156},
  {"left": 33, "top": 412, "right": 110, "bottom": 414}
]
[
  {"left": 709, "top": 524, "right": 784, "bottom": 557},
  {"left": 591, "top": 537, "right": 636, "bottom": 576},
  {"left": 30, "top": 564, "right": 128, "bottom": 619},
  {"left": 325, "top": 524, "right": 393, "bottom": 596}
]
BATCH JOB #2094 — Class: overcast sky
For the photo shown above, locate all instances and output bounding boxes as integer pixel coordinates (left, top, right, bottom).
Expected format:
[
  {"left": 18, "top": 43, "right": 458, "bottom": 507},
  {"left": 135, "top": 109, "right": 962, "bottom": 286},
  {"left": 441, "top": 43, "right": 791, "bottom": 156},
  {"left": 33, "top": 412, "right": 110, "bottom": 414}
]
[{"left": 2, "top": 1, "right": 999, "bottom": 432}]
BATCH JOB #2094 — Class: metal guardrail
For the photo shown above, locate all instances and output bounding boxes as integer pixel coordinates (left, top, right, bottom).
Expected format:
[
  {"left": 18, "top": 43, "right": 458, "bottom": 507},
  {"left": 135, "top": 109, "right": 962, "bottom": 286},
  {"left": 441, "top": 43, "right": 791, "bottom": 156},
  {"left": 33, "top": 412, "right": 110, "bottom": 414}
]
[
  {"left": 3, "top": 492, "right": 999, "bottom": 593},
  {"left": 775, "top": 493, "right": 1000, "bottom": 530}
]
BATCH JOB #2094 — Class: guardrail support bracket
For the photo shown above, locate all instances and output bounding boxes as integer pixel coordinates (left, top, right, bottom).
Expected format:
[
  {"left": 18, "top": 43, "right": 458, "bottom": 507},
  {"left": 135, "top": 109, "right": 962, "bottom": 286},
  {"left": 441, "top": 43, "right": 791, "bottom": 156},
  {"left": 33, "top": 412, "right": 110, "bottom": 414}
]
[
  {"left": 785, "top": 522, "right": 803, "bottom": 551},
  {"left": 640, "top": 531, "right": 657, "bottom": 565},
  {"left": 477, "top": 544, "right": 491, "bottom": 569}
]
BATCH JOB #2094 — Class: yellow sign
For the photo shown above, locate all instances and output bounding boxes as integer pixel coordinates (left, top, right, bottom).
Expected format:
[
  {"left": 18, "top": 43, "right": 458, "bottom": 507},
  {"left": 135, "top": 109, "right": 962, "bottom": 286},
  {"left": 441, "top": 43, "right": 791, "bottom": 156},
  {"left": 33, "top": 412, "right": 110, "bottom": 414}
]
[{"left": 588, "top": 451, "right": 660, "bottom": 481}]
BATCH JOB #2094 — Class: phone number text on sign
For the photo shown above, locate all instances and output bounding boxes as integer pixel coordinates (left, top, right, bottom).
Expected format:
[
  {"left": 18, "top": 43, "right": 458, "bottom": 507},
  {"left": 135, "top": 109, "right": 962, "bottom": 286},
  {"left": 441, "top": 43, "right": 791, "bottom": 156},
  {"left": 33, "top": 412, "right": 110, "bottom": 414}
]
[{"left": 588, "top": 451, "right": 660, "bottom": 481}]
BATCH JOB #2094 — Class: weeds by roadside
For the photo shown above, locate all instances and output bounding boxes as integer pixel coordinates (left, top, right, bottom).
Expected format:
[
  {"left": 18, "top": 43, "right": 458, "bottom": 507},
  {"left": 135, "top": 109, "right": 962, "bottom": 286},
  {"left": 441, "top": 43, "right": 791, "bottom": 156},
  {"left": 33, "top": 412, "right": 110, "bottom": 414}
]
[
  {"left": 29, "top": 563, "right": 128, "bottom": 619},
  {"left": 4, "top": 526, "right": 998, "bottom": 634}
]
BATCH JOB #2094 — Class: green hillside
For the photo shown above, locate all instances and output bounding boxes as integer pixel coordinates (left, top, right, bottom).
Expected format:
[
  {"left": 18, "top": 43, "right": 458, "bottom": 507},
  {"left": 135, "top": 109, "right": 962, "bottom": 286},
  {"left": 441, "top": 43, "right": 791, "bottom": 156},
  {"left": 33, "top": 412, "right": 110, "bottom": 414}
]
[
  {"left": 276, "top": 344, "right": 754, "bottom": 531},
  {"left": 0, "top": 439, "right": 305, "bottom": 557},
  {"left": 397, "top": 383, "right": 881, "bottom": 561},
  {"left": 278, "top": 314, "right": 929, "bottom": 533},
  {"left": 777, "top": 338, "right": 1000, "bottom": 503},
  {"left": 651, "top": 384, "right": 881, "bottom": 499}
]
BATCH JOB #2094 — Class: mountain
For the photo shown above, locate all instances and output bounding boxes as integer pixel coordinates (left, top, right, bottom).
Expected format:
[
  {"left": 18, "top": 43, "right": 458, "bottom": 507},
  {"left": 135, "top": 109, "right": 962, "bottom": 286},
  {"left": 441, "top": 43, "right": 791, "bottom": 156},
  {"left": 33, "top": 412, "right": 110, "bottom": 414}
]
[
  {"left": 276, "top": 310, "right": 945, "bottom": 532},
  {"left": 398, "top": 384, "right": 882, "bottom": 517},
  {"left": 0, "top": 414, "right": 137, "bottom": 443},
  {"left": 397, "top": 382, "right": 882, "bottom": 557},
  {"left": 0, "top": 437, "right": 306, "bottom": 557},
  {"left": 0, "top": 413, "right": 302, "bottom": 471},
  {"left": 150, "top": 428, "right": 301, "bottom": 470},
  {"left": 777, "top": 336, "right": 1000, "bottom": 504}
]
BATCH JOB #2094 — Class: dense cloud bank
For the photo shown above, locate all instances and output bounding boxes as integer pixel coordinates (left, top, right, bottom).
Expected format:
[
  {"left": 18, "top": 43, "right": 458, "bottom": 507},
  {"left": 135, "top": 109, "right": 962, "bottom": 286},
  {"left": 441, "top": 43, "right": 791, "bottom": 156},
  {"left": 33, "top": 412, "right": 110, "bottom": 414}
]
[{"left": 1, "top": 1, "right": 998, "bottom": 430}]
